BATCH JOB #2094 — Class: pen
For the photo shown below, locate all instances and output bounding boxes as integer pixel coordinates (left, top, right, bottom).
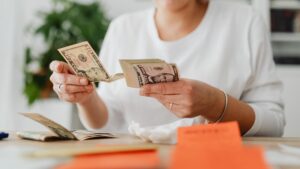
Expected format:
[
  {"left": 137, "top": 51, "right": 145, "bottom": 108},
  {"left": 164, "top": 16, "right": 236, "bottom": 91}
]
[{"left": 0, "top": 132, "right": 9, "bottom": 140}]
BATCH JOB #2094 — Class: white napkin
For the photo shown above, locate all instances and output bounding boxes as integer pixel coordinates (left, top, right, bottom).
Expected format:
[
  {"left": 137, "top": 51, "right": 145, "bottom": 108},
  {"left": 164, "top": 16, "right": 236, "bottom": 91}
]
[{"left": 128, "top": 117, "right": 204, "bottom": 144}]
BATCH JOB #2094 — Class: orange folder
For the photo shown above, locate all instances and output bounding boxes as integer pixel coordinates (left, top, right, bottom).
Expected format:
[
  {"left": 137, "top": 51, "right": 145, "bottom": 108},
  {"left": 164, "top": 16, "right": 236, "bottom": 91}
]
[
  {"left": 170, "top": 121, "right": 270, "bottom": 169},
  {"left": 170, "top": 146, "right": 270, "bottom": 169},
  {"left": 56, "top": 150, "right": 160, "bottom": 169},
  {"left": 177, "top": 121, "right": 242, "bottom": 147}
]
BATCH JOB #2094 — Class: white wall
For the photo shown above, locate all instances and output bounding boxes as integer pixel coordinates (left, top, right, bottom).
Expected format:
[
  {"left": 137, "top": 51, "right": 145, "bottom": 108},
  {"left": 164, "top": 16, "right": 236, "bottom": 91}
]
[
  {"left": 0, "top": 0, "right": 18, "bottom": 129},
  {"left": 277, "top": 66, "right": 300, "bottom": 137}
]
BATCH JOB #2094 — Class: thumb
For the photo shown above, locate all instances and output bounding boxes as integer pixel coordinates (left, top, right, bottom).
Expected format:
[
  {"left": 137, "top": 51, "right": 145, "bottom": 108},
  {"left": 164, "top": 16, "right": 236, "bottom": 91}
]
[{"left": 49, "top": 61, "right": 75, "bottom": 74}]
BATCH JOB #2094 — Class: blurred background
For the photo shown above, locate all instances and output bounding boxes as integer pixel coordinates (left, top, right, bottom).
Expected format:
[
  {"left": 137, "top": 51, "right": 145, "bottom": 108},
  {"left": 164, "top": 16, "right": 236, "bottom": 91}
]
[{"left": 0, "top": 0, "right": 300, "bottom": 137}]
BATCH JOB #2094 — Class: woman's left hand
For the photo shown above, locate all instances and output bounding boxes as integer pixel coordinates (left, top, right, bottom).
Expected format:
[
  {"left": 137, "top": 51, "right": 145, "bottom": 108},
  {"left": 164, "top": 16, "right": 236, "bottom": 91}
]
[{"left": 140, "top": 78, "right": 225, "bottom": 119}]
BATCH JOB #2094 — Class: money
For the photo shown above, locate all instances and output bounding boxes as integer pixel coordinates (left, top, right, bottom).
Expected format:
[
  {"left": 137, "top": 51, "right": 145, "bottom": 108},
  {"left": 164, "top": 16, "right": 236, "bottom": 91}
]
[
  {"left": 58, "top": 41, "right": 124, "bottom": 82},
  {"left": 58, "top": 41, "right": 180, "bottom": 87},
  {"left": 20, "top": 113, "right": 77, "bottom": 140},
  {"left": 18, "top": 113, "right": 114, "bottom": 141},
  {"left": 119, "top": 59, "right": 179, "bottom": 88}
]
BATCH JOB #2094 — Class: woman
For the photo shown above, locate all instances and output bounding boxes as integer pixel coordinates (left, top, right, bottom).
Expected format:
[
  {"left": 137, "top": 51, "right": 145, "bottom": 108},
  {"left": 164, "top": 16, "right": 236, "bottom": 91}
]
[{"left": 49, "top": 0, "right": 285, "bottom": 137}]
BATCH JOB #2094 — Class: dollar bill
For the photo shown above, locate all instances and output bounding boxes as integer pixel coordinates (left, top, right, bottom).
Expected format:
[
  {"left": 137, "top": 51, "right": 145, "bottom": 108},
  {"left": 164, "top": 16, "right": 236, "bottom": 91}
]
[
  {"left": 19, "top": 113, "right": 115, "bottom": 141},
  {"left": 58, "top": 42, "right": 179, "bottom": 87},
  {"left": 20, "top": 113, "right": 77, "bottom": 140},
  {"left": 58, "top": 41, "right": 124, "bottom": 82},
  {"left": 119, "top": 59, "right": 179, "bottom": 88}
]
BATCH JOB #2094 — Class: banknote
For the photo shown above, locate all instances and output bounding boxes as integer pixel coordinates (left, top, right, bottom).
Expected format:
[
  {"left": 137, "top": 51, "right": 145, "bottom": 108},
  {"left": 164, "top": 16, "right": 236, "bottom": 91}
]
[
  {"left": 18, "top": 113, "right": 114, "bottom": 141},
  {"left": 58, "top": 42, "right": 179, "bottom": 87},
  {"left": 20, "top": 113, "right": 77, "bottom": 140},
  {"left": 58, "top": 41, "right": 124, "bottom": 82},
  {"left": 119, "top": 59, "right": 179, "bottom": 88}
]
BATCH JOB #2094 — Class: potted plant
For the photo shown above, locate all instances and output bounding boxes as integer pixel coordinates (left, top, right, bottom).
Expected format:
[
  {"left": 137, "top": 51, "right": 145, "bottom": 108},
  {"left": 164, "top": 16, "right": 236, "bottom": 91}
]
[{"left": 23, "top": 0, "right": 109, "bottom": 105}]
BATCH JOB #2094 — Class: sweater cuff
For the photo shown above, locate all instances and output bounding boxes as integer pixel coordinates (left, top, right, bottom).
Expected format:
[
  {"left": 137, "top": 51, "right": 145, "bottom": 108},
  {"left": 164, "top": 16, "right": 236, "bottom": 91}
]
[{"left": 243, "top": 104, "right": 263, "bottom": 136}]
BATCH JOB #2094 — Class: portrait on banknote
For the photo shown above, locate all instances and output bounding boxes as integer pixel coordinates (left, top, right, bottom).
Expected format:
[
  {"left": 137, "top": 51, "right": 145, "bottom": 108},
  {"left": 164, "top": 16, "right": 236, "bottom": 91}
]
[{"left": 133, "top": 64, "right": 179, "bottom": 86}]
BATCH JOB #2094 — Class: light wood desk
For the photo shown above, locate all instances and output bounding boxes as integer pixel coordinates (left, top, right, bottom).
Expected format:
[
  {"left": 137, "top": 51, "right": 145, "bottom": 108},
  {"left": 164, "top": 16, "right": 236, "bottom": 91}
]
[{"left": 1, "top": 133, "right": 300, "bottom": 169}]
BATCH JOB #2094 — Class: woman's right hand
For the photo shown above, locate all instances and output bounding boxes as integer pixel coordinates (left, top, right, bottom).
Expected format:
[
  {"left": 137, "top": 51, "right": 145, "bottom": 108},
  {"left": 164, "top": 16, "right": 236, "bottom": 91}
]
[{"left": 49, "top": 60, "right": 95, "bottom": 104}]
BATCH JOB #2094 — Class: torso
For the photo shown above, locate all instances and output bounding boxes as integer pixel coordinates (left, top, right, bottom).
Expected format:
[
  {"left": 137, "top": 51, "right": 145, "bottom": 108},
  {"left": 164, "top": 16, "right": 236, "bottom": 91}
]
[{"left": 98, "top": 1, "right": 258, "bottom": 132}]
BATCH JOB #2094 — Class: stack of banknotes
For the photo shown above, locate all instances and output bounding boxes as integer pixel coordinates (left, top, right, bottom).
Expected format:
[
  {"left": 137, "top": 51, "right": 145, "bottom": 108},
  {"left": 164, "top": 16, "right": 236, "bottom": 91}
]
[
  {"left": 17, "top": 113, "right": 114, "bottom": 141},
  {"left": 58, "top": 41, "right": 179, "bottom": 87}
]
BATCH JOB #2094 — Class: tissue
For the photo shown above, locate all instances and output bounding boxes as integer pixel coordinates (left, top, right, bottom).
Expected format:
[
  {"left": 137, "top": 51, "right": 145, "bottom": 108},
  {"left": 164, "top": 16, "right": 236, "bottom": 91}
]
[{"left": 128, "top": 117, "right": 204, "bottom": 144}]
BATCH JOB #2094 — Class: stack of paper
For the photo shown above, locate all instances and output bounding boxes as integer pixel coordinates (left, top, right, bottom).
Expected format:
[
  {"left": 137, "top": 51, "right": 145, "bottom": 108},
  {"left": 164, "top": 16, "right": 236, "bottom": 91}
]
[{"left": 170, "top": 122, "right": 271, "bottom": 169}]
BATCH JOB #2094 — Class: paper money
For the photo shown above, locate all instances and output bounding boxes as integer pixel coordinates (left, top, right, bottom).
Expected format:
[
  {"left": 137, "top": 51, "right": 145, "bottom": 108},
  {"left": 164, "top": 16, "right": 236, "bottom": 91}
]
[
  {"left": 16, "top": 131, "right": 66, "bottom": 141},
  {"left": 58, "top": 41, "right": 123, "bottom": 82},
  {"left": 58, "top": 41, "right": 179, "bottom": 87},
  {"left": 20, "top": 113, "right": 77, "bottom": 140},
  {"left": 19, "top": 113, "right": 114, "bottom": 141},
  {"left": 119, "top": 59, "right": 179, "bottom": 88}
]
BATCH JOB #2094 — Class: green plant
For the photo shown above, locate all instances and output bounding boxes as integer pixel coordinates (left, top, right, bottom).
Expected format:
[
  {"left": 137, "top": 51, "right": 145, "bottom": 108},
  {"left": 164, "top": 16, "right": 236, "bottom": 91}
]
[{"left": 24, "top": 0, "right": 109, "bottom": 105}]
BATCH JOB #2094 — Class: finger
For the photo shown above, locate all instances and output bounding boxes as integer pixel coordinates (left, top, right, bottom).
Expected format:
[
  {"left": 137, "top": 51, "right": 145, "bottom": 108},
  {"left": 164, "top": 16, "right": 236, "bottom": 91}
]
[
  {"left": 60, "top": 92, "right": 91, "bottom": 103},
  {"left": 162, "top": 101, "right": 183, "bottom": 113},
  {"left": 140, "top": 80, "right": 185, "bottom": 95},
  {"left": 53, "top": 83, "right": 60, "bottom": 95},
  {"left": 161, "top": 101, "right": 191, "bottom": 118},
  {"left": 50, "top": 72, "right": 88, "bottom": 85},
  {"left": 73, "top": 92, "right": 92, "bottom": 102},
  {"left": 140, "top": 92, "right": 194, "bottom": 114},
  {"left": 146, "top": 94, "right": 189, "bottom": 117},
  {"left": 55, "top": 84, "right": 93, "bottom": 94},
  {"left": 59, "top": 93, "right": 76, "bottom": 102},
  {"left": 50, "top": 61, "right": 75, "bottom": 74},
  {"left": 142, "top": 93, "right": 183, "bottom": 104}
]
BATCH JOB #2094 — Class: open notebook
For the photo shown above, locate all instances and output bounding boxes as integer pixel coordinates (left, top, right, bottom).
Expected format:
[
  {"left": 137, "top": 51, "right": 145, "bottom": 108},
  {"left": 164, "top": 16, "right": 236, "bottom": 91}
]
[{"left": 17, "top": 113, "right": 114, "bottom": 141}]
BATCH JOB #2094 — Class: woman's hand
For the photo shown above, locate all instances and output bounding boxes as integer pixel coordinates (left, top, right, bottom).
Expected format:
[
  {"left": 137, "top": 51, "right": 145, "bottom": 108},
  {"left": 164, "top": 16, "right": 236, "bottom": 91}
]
[
  {"left": 140, "top": 79, "right": 225, "bottom": 120},
  {"left": 49, "top": 60, "right": 95, "bottom": 104}
]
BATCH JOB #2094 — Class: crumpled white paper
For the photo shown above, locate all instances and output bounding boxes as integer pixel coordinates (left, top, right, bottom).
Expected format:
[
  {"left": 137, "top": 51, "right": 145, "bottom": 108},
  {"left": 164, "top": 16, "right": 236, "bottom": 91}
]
[{"left": 128, "top": 117, "right": 204, "bottom": 144}]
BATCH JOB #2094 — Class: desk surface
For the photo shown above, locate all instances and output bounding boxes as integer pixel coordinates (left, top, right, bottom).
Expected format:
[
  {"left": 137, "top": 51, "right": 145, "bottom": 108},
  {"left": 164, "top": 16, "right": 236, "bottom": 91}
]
[{"left": 1, "top": 134, "right": 300, "bottom": 169}]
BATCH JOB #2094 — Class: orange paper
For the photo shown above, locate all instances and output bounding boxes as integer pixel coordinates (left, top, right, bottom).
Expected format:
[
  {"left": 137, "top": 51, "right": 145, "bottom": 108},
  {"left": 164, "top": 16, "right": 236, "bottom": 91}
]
[
  {"left": 177, "top": 121, "right": 242, "bottom": 147},
  {"left": 170, "top": 121, "right": 270, "bottom": 169},
  {"left": 56, "top": 150, "right": 160, "bottom": 169},
  {"left": 170, "top": 146, "right": 270, "bottom": 169}
]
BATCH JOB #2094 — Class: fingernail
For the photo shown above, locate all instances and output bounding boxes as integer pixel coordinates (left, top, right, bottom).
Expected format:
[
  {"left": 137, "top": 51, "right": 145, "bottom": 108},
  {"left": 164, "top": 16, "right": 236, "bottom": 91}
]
[{"left": 80, "top": 78, "right": 88, "bottom": 85}]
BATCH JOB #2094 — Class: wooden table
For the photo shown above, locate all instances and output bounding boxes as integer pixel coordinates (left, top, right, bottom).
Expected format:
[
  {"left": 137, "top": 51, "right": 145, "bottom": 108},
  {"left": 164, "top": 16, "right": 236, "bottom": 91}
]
[{"left": 1, "top": 133, "right": 300, "bottom": 169}]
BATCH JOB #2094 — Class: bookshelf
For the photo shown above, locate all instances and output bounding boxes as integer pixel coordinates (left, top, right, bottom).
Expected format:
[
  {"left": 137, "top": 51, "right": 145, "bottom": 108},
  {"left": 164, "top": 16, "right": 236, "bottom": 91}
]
[
  {"left": 271, "top": 0, "right": 300, "bottom": 10},
  {"left": 267, "top": 0, "right": 300, "bottom": 59},
  {"left": 272, "top": 32, "right": 300, "bottom": 42},
  {"left": 264, "top": 0, "right": 300, "bottom": 137}
]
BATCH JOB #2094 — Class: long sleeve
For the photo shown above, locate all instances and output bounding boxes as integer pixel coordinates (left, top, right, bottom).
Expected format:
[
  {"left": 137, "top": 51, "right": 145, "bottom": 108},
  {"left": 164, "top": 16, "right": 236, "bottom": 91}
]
[
  {"left": 243, "top": 13, "right": 285, "bottom": 136},
  {"left": 79, "top": 19, "right": 127, "bottom": 133}
]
